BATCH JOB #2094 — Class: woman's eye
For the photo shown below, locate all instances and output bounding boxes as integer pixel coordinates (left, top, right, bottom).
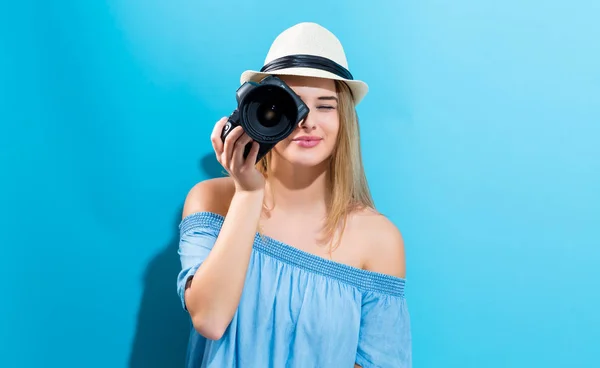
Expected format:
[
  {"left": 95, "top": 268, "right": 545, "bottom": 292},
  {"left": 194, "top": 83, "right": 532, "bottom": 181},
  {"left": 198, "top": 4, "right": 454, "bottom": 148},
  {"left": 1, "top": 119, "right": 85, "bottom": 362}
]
[{"left": 317, "top": 105, "right": 335, "bottom": 110}]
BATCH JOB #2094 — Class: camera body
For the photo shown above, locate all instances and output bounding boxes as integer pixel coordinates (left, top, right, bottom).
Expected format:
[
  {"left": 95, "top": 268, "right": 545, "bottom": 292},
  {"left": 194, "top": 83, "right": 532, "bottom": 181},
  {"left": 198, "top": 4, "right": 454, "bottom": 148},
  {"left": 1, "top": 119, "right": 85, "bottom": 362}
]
[{"left": 220, "top": 75, "right": 310, "bottom": 163}]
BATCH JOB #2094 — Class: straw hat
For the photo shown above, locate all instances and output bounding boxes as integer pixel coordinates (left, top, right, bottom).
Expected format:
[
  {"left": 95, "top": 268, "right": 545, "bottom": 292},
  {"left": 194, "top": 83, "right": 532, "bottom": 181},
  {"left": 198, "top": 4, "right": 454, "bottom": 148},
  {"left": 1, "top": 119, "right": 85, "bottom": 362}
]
[{"left": 240, "top": 22, "right": 369, "bottom": 105}]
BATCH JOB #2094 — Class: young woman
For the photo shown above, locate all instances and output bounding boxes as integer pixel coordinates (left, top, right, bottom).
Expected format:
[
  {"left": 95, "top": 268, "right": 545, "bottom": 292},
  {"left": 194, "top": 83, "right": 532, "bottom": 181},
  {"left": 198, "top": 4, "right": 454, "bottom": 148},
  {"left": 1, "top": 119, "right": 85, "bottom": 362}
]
[{"left": 177, "top": 22, "right": 412, "bottom": 367}]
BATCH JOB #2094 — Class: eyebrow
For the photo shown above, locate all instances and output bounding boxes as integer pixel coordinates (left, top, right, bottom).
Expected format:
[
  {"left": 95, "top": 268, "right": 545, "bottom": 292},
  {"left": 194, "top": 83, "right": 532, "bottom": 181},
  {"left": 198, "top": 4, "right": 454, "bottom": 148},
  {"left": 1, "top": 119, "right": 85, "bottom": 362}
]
[{"left": 318, "top": 96, "right": 338, "bottom": 102}]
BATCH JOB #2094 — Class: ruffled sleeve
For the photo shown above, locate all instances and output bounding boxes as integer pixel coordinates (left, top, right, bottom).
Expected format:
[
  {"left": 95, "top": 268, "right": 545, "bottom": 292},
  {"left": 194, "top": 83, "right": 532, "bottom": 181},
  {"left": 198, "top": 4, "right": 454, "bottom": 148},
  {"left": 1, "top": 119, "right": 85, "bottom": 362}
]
[
  {"left": 356, "top": 288, "right": 412, "bottom": 368},
  {"left": 176, "top": 212, "right": 221, "bottom": 310}
]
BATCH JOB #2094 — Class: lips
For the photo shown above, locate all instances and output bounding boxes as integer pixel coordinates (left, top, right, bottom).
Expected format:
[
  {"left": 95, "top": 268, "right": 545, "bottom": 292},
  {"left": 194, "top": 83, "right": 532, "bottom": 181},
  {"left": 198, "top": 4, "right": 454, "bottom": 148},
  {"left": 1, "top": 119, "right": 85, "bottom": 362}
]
[{"left": 292, "top": 136, "right": 322, "bottom": 148}]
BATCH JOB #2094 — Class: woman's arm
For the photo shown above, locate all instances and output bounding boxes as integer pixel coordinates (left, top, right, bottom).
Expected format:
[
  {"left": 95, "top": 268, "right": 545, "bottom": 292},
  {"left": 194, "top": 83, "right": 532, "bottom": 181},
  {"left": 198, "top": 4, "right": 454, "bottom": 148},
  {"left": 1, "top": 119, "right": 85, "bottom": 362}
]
[
  {"left": 182, "top": 178, "right": 264, "bottom": 340},
  {"left": 354, "top": 212, "right": 410, "bottom": 367}
]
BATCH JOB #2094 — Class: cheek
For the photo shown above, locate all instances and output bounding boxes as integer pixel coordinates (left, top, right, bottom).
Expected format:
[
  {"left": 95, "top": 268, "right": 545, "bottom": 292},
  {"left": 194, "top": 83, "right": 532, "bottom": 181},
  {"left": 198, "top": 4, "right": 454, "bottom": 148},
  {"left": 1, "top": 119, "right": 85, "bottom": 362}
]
[{"left": 324, "top": 116, "right": 340, "bottom": 141}]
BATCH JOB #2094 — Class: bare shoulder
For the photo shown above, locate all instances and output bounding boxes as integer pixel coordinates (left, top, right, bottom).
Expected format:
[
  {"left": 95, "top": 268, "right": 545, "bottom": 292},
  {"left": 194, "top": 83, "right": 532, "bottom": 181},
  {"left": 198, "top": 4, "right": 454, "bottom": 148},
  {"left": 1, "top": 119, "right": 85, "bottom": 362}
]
[
  {"left": 351, "top": 208, "right": 406, "bottom": 279},
  {"left": 181, "top": 177, "right": 236, "bottom": 219}
]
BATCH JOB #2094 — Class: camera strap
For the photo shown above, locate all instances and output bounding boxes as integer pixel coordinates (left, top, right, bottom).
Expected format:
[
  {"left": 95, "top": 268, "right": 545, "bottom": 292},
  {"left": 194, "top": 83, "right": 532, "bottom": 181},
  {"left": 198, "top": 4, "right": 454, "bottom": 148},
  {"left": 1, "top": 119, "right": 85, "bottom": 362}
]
[{"left": 260, "top": 54, "right": 354, "bottom": 80}]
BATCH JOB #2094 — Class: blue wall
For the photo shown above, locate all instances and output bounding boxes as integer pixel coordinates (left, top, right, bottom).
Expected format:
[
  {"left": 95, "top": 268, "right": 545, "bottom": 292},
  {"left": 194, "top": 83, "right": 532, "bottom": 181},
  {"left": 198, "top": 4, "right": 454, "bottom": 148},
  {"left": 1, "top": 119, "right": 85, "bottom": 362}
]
[{"left": 1, "top": 1, "right": 598, "bottom": 367}]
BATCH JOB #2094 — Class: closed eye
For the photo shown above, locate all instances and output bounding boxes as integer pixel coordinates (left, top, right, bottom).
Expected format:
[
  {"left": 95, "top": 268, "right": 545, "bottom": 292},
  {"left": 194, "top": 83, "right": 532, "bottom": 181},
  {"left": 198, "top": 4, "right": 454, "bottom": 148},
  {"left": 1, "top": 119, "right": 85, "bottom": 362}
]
[{"left": 317, "top": 105, "right": 336, "bottom": 110}]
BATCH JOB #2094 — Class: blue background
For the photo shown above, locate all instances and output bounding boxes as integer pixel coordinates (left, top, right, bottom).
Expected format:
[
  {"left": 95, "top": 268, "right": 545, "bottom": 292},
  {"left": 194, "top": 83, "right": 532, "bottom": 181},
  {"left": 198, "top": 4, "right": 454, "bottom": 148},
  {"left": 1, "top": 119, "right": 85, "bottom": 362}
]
[{"left": 1, "top": 1, "right": 599, "bottom": 367}]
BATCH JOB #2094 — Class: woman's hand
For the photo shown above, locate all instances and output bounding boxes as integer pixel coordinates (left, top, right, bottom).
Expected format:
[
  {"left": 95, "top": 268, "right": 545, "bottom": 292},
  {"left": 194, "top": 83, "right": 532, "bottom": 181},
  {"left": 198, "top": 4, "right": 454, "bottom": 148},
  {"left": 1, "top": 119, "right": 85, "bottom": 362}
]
[{"left": 210, "top": 117, "right": 265, "bottom": 193}]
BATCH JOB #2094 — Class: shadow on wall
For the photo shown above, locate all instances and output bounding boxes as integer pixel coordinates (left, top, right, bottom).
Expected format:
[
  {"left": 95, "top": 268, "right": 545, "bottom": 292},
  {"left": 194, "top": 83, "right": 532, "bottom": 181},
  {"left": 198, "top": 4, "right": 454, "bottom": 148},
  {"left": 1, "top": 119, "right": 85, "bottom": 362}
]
[
  {"left": 129, "top": 153, "right": 225, "bottom": 367},
  {"left": 128, "top": 208, "right": 191, "bottom": 368}
]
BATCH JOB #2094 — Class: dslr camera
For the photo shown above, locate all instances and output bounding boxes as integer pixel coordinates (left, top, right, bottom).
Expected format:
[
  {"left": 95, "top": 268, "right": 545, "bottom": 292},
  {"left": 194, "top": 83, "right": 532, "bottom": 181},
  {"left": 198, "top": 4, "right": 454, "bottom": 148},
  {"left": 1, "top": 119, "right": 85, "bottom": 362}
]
[{"left": 220, "top": 75, "right": 310, "bottom": 162}]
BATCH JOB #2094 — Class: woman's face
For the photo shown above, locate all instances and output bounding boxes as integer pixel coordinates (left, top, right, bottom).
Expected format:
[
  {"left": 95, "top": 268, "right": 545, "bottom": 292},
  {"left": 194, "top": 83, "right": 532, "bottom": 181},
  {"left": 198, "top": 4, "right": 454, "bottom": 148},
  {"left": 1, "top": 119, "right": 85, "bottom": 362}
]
[{"left": 272, "top": 75, "right": 340, "bottom": 168}]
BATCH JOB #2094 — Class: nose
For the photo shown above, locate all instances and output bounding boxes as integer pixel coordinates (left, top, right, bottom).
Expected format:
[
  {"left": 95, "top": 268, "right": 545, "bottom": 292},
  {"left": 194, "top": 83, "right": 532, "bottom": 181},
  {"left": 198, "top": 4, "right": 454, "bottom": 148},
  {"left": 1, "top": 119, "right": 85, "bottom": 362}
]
[{"left": 298, "top": 113, "right": 316, "bottom": 130}]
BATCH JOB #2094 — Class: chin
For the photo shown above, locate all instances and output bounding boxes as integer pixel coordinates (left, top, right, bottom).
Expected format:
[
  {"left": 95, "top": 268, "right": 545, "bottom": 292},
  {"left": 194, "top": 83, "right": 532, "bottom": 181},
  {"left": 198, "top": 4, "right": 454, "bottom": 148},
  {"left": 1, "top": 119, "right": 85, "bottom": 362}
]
[{"left": 285, "top": 155, "right": 329, "bottom": 167}]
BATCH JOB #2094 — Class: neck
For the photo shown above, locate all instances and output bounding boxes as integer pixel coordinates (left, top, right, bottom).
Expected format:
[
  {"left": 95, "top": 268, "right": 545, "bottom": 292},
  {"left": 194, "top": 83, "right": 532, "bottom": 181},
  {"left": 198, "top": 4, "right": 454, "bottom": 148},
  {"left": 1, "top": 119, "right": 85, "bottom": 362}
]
[{"left": 264, "top": 155, "right": 331, "bottom": 216}]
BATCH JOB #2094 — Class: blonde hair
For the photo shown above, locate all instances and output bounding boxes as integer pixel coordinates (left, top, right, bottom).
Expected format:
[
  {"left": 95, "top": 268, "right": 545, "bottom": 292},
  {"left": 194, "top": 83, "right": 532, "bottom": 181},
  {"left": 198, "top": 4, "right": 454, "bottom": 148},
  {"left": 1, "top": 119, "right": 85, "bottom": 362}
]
[{"left": 256, "top": 80, "right": 376, "bottom": 255}]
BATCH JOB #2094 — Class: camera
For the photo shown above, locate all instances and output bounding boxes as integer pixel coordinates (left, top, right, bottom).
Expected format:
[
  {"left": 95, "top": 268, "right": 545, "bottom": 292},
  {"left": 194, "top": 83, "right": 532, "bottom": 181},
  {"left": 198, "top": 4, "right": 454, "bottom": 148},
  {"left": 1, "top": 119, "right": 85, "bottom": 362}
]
[{"left": 220, "top": 75, "right": 310, "bottom": 163}]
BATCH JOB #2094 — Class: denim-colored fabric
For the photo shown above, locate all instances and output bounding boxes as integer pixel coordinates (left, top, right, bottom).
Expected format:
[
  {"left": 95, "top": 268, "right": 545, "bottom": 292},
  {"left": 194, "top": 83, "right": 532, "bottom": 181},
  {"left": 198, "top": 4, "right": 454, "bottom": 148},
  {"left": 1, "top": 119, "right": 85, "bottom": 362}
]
[{"left": 177, "top": 211, "right": 412, "bottom": 368}]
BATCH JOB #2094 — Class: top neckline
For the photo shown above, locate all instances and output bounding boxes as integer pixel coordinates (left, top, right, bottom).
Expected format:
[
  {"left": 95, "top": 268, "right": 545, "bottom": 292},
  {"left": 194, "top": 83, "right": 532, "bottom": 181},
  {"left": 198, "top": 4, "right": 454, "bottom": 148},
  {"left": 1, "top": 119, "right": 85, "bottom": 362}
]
[{"left": 179, "top": 211, "right": 406, "bottom": 297}]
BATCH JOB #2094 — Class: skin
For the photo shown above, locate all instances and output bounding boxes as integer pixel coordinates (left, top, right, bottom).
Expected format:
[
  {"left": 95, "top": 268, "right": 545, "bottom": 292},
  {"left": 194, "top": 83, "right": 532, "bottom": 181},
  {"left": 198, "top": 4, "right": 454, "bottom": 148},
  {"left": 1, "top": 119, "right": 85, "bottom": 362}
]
[{"left": 181, "top": 76, "right": 406, "bottom": 367}]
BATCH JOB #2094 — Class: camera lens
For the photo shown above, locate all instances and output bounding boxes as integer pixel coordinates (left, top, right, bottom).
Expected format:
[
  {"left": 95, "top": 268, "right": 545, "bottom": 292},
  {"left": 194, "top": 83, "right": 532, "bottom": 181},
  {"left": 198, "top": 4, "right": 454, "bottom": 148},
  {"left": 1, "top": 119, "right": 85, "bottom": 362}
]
[
  {"left": 257, "top": 104, "right": 281, "bottom": 128},
  {"left": 240, "top": 85, "right": 297, "bottom": 143}
]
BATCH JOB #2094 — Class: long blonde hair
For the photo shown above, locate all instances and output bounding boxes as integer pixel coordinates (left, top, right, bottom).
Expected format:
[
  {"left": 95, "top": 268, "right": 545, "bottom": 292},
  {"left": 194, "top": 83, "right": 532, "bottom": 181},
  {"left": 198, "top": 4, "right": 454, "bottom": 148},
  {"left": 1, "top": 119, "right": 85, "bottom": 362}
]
[{"left": 255, "top": 80, "right": 376, "bottom": 254}]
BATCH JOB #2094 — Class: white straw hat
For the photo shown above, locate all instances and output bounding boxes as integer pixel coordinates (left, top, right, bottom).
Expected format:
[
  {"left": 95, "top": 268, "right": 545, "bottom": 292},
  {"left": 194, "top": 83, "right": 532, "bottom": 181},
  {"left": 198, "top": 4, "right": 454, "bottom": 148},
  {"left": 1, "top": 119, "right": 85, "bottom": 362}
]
[{"left": 240, "top": 22, "right": 369, "bottom": 105}]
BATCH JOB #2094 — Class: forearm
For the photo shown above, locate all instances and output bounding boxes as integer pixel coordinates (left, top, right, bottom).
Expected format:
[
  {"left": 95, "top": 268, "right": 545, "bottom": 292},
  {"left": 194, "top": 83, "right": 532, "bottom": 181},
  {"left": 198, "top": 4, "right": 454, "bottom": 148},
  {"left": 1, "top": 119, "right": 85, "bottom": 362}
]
[{"left": 185, "top": 189, "right": 264, "bottom": 339}]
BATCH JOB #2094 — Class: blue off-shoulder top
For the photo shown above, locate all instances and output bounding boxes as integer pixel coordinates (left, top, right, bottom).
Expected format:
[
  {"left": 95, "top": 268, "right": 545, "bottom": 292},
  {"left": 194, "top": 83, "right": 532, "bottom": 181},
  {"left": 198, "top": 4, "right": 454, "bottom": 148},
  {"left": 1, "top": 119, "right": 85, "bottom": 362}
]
[{"left": 176, "top": 211, "right": 412, "bottom": 368}]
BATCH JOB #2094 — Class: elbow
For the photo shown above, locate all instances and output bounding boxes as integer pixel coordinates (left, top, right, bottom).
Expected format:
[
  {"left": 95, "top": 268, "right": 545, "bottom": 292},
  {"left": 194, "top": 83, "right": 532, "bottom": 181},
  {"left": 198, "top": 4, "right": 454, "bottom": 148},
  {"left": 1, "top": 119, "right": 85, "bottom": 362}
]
[
  {"left": 191, "top": 312, "right": 228, "bottom": 340},
  {"left": 185, "top": 287, "right": 232, "bottom": 340},
  {"left": 194, "top": 323, "right": 226, "bottom": 341}
]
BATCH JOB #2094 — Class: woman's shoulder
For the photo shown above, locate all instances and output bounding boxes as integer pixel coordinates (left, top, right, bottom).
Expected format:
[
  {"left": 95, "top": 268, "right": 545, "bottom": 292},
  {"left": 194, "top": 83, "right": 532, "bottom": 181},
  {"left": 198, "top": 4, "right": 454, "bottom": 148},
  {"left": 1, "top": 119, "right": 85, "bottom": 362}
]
[
  {"left": 349, "top": 208, "right": 407, "bottom": 279},
  {"left": 182, "top": 176, "right": 236, "bottom": 219}
]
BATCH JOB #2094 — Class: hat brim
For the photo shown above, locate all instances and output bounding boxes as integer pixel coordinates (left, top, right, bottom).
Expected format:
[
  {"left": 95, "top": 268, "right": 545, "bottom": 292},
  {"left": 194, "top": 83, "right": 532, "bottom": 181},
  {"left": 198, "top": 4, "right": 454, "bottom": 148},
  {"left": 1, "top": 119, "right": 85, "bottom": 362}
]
[{"left": 240, "top": 67, "right": 368, "bottom": 105}]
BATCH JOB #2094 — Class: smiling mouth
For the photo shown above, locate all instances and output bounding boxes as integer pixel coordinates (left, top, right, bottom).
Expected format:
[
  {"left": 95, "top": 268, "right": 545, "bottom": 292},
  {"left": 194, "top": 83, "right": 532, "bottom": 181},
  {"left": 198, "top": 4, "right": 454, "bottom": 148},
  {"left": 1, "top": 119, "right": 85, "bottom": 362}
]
[{"left": 292, "top": 137, "right": 322, "bottom": 148}]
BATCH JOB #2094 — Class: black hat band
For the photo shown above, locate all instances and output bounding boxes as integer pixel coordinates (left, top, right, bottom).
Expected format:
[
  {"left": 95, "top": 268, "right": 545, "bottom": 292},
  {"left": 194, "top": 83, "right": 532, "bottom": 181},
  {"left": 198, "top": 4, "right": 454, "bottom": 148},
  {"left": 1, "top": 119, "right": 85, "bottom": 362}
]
[{"left": 260, "top": 54, "right": 354, "bottom": 80}]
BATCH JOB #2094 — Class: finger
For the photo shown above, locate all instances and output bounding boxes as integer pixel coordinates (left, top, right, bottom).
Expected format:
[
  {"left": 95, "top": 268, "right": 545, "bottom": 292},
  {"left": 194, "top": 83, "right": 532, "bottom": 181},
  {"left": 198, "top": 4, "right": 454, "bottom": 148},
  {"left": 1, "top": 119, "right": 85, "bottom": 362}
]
[
  {"left": 232, "top": 133, "right": 253, "bottom": 171},
  {"left": 210, "top": 117, "right": 228, "bottom": 157},
  {"left": 223, "top": 126, "right": 244, "bottom": 168},
  {"left": 243, "top": 141, "right": 261, "bottom": 168}
]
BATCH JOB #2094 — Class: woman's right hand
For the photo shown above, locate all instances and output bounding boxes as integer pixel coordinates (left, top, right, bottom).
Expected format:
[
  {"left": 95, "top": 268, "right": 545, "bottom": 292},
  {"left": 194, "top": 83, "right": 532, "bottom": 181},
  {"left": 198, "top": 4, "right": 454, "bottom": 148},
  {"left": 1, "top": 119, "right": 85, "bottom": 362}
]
[{"left": 210, "top": 117, "right": 265, "bottom": 193}]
